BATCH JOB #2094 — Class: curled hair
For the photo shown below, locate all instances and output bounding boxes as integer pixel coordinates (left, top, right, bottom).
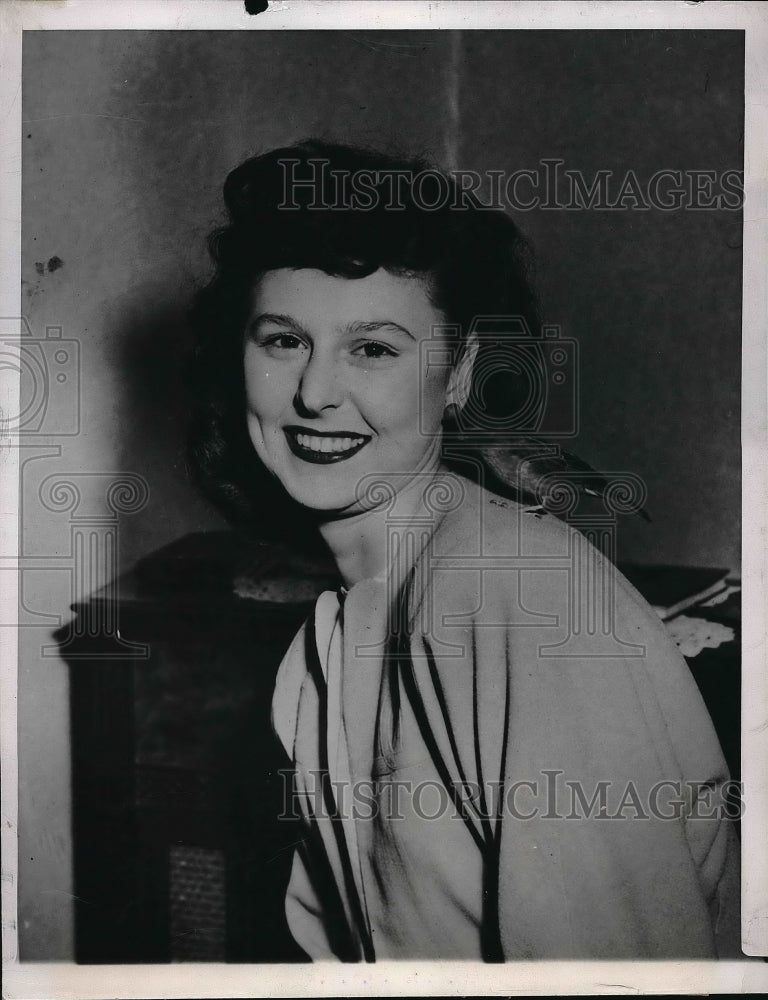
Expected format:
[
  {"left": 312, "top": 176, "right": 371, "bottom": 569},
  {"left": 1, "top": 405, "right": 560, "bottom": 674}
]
[{"left": 187, "top": 139, "right": 540, "bottom": 536}]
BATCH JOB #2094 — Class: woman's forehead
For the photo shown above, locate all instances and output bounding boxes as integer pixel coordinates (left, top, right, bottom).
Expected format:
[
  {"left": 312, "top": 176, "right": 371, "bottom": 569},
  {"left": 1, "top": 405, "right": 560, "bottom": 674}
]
[{"left": 250, "top": 267, "right": 446, "bottom": 338}]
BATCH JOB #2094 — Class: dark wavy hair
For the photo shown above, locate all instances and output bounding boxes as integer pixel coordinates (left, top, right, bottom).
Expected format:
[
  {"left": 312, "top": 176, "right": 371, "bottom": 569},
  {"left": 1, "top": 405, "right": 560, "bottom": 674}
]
[{"left": 187, "top": 139, "right": 540, "bottom": 540}]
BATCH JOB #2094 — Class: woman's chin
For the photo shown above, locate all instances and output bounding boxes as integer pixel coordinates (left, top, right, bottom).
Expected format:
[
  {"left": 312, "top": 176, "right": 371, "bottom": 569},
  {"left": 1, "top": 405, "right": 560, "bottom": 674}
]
[{"left": 281, "top": 479, "right": 361, "bottom": 516}]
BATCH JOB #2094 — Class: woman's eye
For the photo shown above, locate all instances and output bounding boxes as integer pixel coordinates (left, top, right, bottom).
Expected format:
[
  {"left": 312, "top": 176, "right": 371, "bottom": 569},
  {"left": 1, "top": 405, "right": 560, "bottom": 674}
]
[
  {"left": 352, "top": 341, "right": 398, "bottom": 360},
  {"left": 263, "top": 332, "right": 306, "bottom": 351}
]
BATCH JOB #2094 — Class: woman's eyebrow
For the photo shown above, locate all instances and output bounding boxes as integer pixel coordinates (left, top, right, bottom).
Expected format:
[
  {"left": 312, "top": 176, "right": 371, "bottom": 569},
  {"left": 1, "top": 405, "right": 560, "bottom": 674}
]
[
  {"left": 248, "top": 313, "right": 308, "bottom": 335},
  {"left": 345, "top": 319, "right": 416, "bottom": 341}
]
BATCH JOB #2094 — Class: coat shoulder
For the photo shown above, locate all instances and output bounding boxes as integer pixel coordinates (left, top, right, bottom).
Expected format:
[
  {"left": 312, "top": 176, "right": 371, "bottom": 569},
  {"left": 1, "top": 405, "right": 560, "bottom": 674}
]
[
  {"left": 431, "top": 474, "right": 574, "bottom": 560},
  {"left": 423, "top": 474, "right": 666, "bottom": 641}
]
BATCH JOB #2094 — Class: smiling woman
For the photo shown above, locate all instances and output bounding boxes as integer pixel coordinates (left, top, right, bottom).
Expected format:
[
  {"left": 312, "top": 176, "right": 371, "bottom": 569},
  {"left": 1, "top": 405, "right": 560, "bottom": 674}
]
[
  {"left": 186, "top": 141, "right": 740, "bottom": 961},
  {"left": 188, "top": 141, "right": 539, "bottom": 546}
]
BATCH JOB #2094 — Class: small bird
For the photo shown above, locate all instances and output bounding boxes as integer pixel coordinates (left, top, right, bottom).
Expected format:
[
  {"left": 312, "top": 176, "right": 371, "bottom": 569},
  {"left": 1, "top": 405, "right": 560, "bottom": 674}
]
[{"left": 473, "top": 435, "right": 651, "bottom": 522}]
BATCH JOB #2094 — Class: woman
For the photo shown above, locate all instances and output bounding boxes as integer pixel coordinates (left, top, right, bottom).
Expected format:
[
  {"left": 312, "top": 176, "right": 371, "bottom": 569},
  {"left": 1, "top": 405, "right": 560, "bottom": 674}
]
[{"left": 188, "top": 140, "right": 740, "bottom": 961}]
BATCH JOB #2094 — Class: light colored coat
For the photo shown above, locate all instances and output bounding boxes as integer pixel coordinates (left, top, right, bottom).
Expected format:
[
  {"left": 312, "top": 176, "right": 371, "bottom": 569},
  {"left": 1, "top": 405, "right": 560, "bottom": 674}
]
[{"left": 272, "top": 476, "right": 740, "bottom": 960}]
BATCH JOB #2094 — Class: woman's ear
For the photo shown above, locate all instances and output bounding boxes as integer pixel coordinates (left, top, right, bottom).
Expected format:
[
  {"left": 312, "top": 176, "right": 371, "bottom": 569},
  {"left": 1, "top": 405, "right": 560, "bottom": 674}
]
[{"left": 445, "top": 331, "right": 480, "bottom": 418}]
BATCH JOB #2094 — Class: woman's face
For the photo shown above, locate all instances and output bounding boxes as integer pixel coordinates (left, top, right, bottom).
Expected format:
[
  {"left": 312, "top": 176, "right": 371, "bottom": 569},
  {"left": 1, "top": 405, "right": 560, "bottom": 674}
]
[{"left": 243, "top": 267, "right": 453, "bottom": 514}]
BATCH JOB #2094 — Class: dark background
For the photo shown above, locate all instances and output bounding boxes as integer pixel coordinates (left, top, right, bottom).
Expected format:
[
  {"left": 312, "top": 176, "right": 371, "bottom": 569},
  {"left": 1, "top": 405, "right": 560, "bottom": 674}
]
[{"left": 20, "top": 29, "right": 743, "bottom": 958}]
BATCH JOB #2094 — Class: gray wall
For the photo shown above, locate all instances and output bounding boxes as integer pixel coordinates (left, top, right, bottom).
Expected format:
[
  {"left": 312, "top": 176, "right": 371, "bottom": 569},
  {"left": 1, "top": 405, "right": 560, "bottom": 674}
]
[{"left": 20, "top": 29, "right": 742, "bottom": 958}]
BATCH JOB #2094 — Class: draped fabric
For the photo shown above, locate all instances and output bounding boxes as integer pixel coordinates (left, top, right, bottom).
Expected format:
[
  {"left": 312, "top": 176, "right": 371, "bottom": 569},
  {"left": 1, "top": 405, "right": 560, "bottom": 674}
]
[{"left": 271, "top": 478, "right": 741, "bottom": 960}]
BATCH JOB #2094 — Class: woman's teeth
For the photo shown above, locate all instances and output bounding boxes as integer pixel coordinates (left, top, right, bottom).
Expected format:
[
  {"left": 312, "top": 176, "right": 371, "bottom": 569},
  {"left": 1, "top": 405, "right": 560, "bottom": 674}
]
[{"left": 296, "top": 433, "right": 366, "bottom": 454}]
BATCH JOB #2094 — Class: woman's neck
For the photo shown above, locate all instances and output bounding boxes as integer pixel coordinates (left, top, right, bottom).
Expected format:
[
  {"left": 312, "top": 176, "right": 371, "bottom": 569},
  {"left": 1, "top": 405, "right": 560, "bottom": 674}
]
[{"left": 317, "top": 459, "right": 449, "bottom": 589}]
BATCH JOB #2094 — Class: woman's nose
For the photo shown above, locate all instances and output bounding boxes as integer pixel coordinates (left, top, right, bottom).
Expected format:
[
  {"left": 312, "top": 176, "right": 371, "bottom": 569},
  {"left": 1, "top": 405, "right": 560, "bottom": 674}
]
[{"left": 294, "top": 350, "right": 343, "bottom": 416}]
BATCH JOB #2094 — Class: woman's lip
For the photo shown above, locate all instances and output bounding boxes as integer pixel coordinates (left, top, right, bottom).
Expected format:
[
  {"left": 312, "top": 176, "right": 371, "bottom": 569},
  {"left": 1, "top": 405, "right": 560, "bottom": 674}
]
[
  {"left": 283, "top": 427, "right": 371, "bottom": 465},
  {"left": 284, "top": 426, "right": 371, "bottom": 439}
]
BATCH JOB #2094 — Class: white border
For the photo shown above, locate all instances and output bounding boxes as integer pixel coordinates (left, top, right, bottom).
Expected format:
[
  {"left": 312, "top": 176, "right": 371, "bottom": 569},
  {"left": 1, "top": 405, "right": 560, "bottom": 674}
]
[
  {"left": 741, "top": 0, "right": 768, "bottom": 964},
  {"left": 5, "top": 958, "right": 768, "bottom": 998},
  {"left": 1, "top": 1, "right": 766, "bottom": 996}
]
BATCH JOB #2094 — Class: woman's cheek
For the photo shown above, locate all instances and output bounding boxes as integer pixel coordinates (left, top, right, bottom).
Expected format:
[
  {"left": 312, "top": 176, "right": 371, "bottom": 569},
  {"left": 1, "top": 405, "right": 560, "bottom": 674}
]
[
  {"left": 350, "top": 369, "right": 405, "bottom": 425},
  {"left": 419, "top": 366, "right": 451, "bottom": 430},
  {"left": 385, "top": 364, "right": 444, "bottom": 437},
  {"left": 244, "top": 357, "right": 287, "bottom": 420},
  {"left": 245, "top": 411, "right": 267, "bottom": 457}
]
